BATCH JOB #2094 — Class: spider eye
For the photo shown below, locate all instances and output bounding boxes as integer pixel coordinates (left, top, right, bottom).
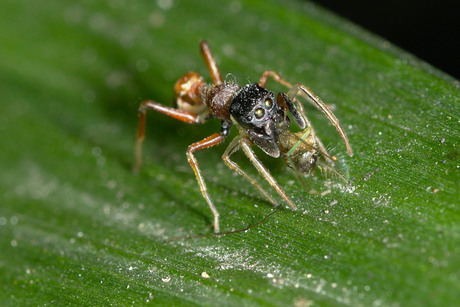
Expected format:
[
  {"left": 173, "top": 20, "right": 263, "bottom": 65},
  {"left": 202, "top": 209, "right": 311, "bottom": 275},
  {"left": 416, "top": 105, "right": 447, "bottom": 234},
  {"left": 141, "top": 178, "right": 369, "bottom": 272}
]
[
  {"left": 264, "top": 98, "right": 273, "bottom": 108},
  {"left": 254, "top": 108, "right": 265, "bottom": 119}
]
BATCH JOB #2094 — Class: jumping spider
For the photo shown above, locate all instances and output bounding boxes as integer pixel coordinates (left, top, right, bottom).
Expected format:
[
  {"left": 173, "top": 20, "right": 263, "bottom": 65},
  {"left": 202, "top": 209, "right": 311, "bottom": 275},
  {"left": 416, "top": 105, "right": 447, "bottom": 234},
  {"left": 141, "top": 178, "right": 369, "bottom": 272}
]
[{"left": 134, "top": 41, "right": 353, "bottom": 233}]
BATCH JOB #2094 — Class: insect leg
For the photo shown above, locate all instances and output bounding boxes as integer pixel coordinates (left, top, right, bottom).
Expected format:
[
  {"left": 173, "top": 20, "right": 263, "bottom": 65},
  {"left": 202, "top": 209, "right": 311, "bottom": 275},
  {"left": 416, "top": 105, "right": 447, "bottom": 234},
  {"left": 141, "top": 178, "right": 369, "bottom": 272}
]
[
  {"left": 222, "top": 136, "right": 278, "bottom": 206},
  {"left": 285, "top": 128, "right": 332, "bottom": 195},
  {"left": 294, "top": 97, "right": 339, "bottom": 162},
  {"left": 200, "top": 41, "right": 223, "bottom": 85},
  {"left": 134, "top": 100, "right": 203, "bottom": 172},
  {"left": 187, "top": 133, "right": 226, "bottom": 233},
  {"left": 239, "top": 138, "right": 297, "bottom": 210},
  {"left": 286, "top": 154, "right": 325, "bottom": 195}
]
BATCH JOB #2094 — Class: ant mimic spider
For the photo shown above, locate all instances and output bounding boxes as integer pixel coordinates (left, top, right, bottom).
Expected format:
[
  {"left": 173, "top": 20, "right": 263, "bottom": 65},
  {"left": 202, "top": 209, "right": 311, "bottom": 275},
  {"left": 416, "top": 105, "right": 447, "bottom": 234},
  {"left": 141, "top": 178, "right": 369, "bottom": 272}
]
[{"left": 134, "top": 41, "right": 353, "bottom": 233}]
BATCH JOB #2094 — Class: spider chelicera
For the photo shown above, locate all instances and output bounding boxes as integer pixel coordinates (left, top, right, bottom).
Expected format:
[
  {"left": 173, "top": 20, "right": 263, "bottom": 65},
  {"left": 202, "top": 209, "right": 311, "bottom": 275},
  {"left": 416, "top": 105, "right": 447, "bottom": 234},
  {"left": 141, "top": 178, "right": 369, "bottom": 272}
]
[{"left": 134, "top": 41, "right": 353, "bottom": 233}]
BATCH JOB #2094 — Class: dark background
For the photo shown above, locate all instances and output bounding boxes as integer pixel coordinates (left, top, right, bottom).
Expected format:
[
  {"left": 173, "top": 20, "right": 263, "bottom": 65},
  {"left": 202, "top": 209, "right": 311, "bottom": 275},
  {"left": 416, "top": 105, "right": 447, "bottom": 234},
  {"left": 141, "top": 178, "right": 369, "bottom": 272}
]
[{"left": 311, "top": 0, "right": 459, "bottom": 79}]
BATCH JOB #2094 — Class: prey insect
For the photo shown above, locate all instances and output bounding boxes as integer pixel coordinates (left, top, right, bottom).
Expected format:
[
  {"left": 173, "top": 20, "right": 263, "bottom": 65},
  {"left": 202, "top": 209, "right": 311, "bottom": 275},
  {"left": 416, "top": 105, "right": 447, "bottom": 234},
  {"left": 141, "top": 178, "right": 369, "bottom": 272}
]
[{"left": 134, "top": 41, "right": 353, "bottom": 233}]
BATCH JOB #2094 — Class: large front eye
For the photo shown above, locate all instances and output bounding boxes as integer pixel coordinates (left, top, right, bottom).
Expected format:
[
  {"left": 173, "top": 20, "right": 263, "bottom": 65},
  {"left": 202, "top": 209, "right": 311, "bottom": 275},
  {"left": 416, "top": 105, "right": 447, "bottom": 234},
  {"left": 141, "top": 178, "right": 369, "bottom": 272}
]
[
  {"left": 264, "top": 98, "right": 273, "bottom": 109},
  {"left": 254, "top": 108, "right": 265, "bottom": 119}
]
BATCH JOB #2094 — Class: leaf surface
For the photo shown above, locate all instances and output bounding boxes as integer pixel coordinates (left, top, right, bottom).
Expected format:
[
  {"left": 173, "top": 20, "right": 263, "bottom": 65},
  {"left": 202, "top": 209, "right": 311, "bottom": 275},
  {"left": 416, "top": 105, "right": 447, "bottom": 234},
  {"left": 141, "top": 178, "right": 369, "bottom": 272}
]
[{"left": 0, "top": 0, "right": 459, "bottom": 305}]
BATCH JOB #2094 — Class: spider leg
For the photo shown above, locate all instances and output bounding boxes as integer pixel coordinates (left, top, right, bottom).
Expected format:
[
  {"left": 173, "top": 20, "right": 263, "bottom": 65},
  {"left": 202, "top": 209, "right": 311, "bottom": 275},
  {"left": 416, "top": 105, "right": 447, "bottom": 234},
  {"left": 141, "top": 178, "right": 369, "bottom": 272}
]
[
  {"left": 258, "top": 70, "right": 353, "bottom": 157},
  {"left": 258, "top": 70, "right": 293, "bottom": 88},
  {"left": 187, "top": 133, "right": 227, "bottom": 233},
  {"left": 259, "top": 71, "right": 325, "bottom": 131},
  {"left": 222, "top": 136, "right": 278, "bottom": 206},
  {"left": 134, "top": 100, "right": 203, "bottom": 172},
  {"left": 239, "top": 137, "right": 297, "bottom": 210},
  {"left": 259, "top": 71, "right": 333, "bottom": 160},
  {"left": 289, "top": 84, "right": 353, "bottom": 157},
  {"left": 258, "top": 71, "right": 311, "bottom": 125},
  {"left": 200, "top": 41, "right": 223, "bottom": 85},
  {"left": 259, "top": 70, "right": 334, "bottom": 111}
]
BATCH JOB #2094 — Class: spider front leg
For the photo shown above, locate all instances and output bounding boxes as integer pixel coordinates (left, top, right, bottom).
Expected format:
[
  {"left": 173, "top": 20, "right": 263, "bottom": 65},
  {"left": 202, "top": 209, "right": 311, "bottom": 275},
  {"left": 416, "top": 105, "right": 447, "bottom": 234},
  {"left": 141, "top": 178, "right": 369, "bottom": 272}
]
[
  {"left": 259, "top": 70, "right": 353, "bottom": 157},
  {"left": 277, "top": 91, "right": 334, "bottom": 163},
  {"left": 259, "top": 71, "right": 336, "bottom": 160},
  {"left": 134, "top": 100, "right": 203, "bottom": 172},
  {"left": 288, "top": 84, "right": 353, "bottom": 157},
  {"left": 222, "top": 136, "right": 278, "bottom": 206},
  {"left": 187, "top": 133, "right": 226, "bottom": 233},
  {"left": 237, "top": 137, "right": 297, "bottom": 210}
]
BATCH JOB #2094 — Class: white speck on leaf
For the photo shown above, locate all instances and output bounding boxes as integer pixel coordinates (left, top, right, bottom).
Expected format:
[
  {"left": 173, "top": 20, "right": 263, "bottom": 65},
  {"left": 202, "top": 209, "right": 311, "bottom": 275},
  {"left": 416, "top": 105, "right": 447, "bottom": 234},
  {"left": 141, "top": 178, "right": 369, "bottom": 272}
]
[
  {"left": 162, "top": 276, "right": 171, "bottom": 282},
  {"left": 201, "top": 272, "right": 210, "bottom": 278}
]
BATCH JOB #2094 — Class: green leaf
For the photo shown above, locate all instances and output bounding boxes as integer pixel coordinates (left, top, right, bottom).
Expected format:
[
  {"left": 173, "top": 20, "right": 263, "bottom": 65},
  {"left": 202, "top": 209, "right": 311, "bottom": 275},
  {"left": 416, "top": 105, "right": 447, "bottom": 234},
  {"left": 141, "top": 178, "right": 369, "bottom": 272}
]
[{"left": 1, "top": 0, "right": 458, "bottom": 305}]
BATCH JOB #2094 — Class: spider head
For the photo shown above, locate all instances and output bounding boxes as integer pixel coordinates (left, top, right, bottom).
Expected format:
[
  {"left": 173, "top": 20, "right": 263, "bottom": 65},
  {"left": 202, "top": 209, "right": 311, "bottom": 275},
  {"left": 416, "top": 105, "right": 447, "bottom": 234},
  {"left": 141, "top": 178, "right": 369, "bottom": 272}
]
[{"left": 229, "top": 83, "right": 286, "bottom": 157}]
